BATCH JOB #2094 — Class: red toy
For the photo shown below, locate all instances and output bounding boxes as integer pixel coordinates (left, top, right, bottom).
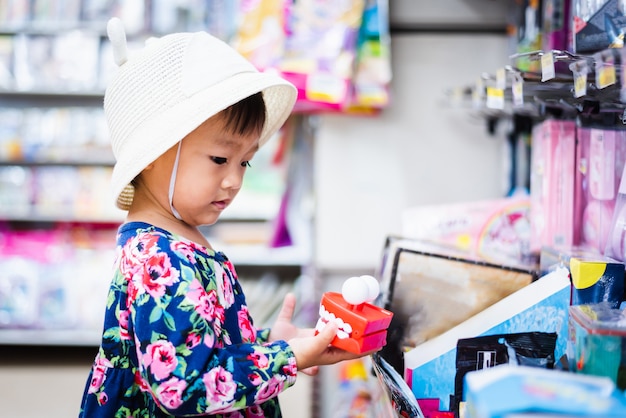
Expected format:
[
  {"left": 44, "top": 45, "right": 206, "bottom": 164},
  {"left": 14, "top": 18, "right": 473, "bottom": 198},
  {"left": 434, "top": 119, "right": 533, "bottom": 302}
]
[{"left": 315, "top": 275, "right": 394, "bottom": 354}]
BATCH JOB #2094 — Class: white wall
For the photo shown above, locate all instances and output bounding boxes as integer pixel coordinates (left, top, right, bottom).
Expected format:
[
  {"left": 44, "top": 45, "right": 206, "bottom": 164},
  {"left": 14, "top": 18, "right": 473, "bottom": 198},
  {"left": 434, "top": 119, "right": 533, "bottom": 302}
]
[{"left": 314, "top": 33, "right": 511, "bottom": 270}]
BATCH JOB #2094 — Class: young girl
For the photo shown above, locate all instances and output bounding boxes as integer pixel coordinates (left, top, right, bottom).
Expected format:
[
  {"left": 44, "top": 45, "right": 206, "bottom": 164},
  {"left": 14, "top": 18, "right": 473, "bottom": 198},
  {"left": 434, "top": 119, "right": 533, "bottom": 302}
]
[{"left": 79, "top": 18, "right": 374, "bottom": 417}]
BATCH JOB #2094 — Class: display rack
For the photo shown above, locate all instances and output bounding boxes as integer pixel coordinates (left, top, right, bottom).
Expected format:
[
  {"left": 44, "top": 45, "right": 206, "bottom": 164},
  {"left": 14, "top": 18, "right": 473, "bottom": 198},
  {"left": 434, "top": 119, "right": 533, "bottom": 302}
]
[
  {"left": 0, "top": 28, "right": 315, "bottom": 347},
  {"left": 460, "top": 47, "right": 626, "bottom": 128}
]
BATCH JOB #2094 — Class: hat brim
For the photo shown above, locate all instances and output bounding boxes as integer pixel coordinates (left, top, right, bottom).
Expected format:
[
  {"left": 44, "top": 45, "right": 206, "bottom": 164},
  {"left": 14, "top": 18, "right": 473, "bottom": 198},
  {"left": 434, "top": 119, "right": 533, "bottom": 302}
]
[{"left": 110, "top": 71, "right": 297, "bottom": 210}]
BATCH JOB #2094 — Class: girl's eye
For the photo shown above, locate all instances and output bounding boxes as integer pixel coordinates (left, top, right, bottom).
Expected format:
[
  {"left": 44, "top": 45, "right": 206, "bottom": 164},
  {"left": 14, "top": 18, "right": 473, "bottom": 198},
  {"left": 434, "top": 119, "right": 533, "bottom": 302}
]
[
  {"left": 211, "top": 156, "right": 227, "bottom": 165},
  {"left": 241, "top": 161, "right": 251, "bottom": 168}
]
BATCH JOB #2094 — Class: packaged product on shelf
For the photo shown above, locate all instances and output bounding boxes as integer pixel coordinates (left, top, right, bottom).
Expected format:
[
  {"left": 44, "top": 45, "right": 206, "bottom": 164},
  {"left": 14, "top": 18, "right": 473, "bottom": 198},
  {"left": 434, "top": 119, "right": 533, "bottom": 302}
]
[
  {"left": 572, "top": 0, "right": 626, "bottom": 53},
  {"left": 0, "top": 257, "right": 39, "bottom": 328},
  {"left": 452, "top": 331, "right": 558, "bottom": 415},
  {"left": 575, "top": 127, "right": 626, "bottom": 254},
  {"left": 402, "top": 196, "right": 532, "bottom": 265},
  {"left": 30, "top": 0, "right": 81, "bottom": 27},
  {"left": 230, "top": 0, "right": 286, "bottom": 72},
  {"left": 401, "top": 266, "right": 570, "bottom": 412},
  {"left": 542, "top": 0, "right": 571, "bottom": 51},
  {"left": 347, "top": 0, "right": 391, "bottom": 113},
  {"left": 540, "top": 245, "right": 625, "bottom": 308},
  {"left": 380, "top": 237, "right": 537, "bottom": 348},
  {"left": 568, "top": 302, "right": 626, "bottom": 389},
  {"left": 0, "top": 35, "right": 14, "bottom": 88},
  {"left": 0, "top": 166, "right": 32, "bottom": 216},
  {"left": 508, "top": 0, "right": 543, "bottom": 73},
  {"left": 12, "top": 32, "right": 100, "bottom": 91},
  {"left": 463, "top": 365, "right": 626, "bottom": 418},
  {"left": 0, "top": 0, "right": 29, "bottom": 28},
  {"left": 279, "top": 0, "right": 365, "bottom": 112},
  {"left": 375, "top": 237, "right": 537, "bottom": 383},
  {"left": 529, "top": 119, "right": 577, "bottom": 253},
  {"left": 604, "top": 163, "right": 626, "bottom": 262}
]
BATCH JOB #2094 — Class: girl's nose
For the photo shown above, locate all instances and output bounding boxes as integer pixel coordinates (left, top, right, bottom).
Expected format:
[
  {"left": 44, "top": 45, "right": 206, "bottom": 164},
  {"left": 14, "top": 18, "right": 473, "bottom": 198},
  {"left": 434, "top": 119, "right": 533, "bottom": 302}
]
[{"left": 221, "top": 167, "right": 244, "bottom": 190}]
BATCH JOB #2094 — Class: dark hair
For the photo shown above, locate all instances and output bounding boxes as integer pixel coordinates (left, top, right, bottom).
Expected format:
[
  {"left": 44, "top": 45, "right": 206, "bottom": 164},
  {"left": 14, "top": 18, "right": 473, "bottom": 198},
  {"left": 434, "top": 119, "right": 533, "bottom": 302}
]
[{"left": 222, "top": 92, "right": 266, "bottom": 136}]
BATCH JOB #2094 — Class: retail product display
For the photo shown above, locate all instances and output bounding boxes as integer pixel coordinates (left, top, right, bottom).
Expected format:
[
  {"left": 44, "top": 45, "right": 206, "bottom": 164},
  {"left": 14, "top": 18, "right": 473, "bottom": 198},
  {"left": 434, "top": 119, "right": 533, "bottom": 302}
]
[
  {"left": 453, "top": 331, "right": 558, "bottom": 415},
  {"left": 605, "top": 163, "right": 626, "bottom": 261},
  {"left": 572, "top": 0, "right": 626, "bottom": 53},
  {"left": 568, "top": 302, "right": 626, "bottom": 388},
  {"left": 315, "top": 275, "right": 393, "bottom": 354},
  {"left": 463, "top": 364, "right": 626, "bottom": 418},
  {"left": 377, "top": 238, "right": 536, "bottom": 370},
  {"left": 402, "top": 196, "right": 532, "bottom": 264},
  {"left": 529, "top": 119, "right": 577, "bottom": 252},
  {"left": 576, "top": 127, "right": 626, "bottom": 253},
  {"left": 401, "top": 267, "right": 570, "bottom": 412}
]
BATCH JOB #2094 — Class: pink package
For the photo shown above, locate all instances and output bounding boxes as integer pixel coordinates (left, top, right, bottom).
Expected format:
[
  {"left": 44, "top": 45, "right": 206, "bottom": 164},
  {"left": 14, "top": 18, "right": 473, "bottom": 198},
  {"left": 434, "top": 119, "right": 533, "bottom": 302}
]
[
  {"left": 575, "top": 128, "right": 626, "bottom": 253},
  {"left": 401, "top": 196, "right": 531, "bottom": 264},
  {"left": 602, "top": 151, "right": 626, "bottom": 262},
  {"left": 530, "top": 119, "right": 577, "bottom": 253}
]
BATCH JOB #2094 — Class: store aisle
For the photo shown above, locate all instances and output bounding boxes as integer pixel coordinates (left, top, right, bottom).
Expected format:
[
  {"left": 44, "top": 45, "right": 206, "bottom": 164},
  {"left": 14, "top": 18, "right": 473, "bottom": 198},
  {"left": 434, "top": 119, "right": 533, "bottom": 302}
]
[
  {"left": 0, "top": 360, "right": 89, "bottom": 417},
  {"left": 0, "top": 346, "right": 311, "bottom": 418}
]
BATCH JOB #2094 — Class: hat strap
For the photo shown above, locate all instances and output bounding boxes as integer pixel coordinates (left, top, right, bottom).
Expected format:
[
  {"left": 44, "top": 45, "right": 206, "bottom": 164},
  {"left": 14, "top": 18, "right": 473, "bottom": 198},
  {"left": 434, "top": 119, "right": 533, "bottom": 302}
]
[{"left": 169, "top": 141, "right": 183, "bottom": 221}]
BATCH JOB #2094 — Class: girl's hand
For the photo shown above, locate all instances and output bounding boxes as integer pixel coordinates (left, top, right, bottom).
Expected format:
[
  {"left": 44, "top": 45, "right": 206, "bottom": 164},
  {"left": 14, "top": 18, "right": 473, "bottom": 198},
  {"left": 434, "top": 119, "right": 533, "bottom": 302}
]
[
  {"left": 268, "top": 293, "right": 313, "bottom": 342},
  {"left": 268, "top": 293, "right": 379, "bottom": 376}
]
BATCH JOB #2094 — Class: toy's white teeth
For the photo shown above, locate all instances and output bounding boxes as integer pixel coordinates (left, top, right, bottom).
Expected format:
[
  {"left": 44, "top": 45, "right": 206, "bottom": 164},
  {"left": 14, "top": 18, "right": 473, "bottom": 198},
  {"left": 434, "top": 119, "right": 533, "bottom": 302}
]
[
  {"left": 318, "top": 304, "right": 353, "bottom": 339},
  {"left": 336, "top": 330, "right": 350, "bottom": 339}
]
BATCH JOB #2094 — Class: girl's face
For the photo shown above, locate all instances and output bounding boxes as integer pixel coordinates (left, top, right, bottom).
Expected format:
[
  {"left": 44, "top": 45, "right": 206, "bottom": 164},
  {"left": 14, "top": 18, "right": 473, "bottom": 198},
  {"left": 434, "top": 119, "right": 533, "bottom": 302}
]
[{"left": 140, "top": 113, "right": 260, "bottom": 226}]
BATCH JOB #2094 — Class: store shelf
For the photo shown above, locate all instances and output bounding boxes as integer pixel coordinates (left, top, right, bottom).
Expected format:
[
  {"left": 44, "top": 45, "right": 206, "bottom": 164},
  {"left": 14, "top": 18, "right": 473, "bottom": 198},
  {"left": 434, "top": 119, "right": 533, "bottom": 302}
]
[{"left": 0, "top": 328, "right": 102, "bottom": 347}]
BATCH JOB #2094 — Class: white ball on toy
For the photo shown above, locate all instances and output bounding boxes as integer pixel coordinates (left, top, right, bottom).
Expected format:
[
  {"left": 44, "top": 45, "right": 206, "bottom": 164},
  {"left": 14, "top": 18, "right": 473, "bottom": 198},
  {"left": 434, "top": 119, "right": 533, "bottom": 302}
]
[
  {"left": 360, "top": 275, "right": 380, "bottom": 301},
  {"left": 342, "top": 276, "right": 370, "bottom": 305}
]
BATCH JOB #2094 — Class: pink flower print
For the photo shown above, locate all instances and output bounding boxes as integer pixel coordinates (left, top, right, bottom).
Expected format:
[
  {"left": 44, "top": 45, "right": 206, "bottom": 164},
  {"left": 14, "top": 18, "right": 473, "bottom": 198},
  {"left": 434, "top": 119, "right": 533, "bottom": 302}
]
[
  {"left": 120, "top": 234, "right": 160, "bottom": 276},
  {"left": 97, "top": 391, "right": 108, "bottom": 405},
  {"left": 156, "top": 377, "right": 187, "bottom": 410},
  {"left": 140, "top": 252, "right": 180, "bottom": 299},
  {"left": 134, "top": 370, "right": 151, "bottom": 393},
  {"left": 282, "top": 356, "right": 298, "bottom": 377},
  {"left": 119, "top": 309, "right": 130, "bottom": 340},
  {"left": 170, "top": 241, "right": 196, "bottom": 264},
  {"left": 143, "top": 340, "right": 178, "bottom": 381},
  {"left": 214, "top": 262, "right": 234, "bottom": 307},
  {"left": 237, "top": 306, "right": 256, "bottom": 343},
  {"left": 223, "top": 411, "right": 245, "bottom": 418},
  {"left": 203, "top": 331, "right": 215, "bottom": 348},
  {"left": 88, "top": 354, "right": 113, "bottom": 394},
  {"left": 203, "top": 366, "right": 237, "bottom": 407},
  {"left": 126, "top": 278, "right": 139, "bottom": 308},
  {"left": 248, "top": 350, "right": 269, "bottom": 369},
  {"left": 223, "top": 259, "right": 236, "bottom": 277},
  {"left": 185, "top": 332, "right": 202, "bottom": 349},
  {"left": 254, "top": 375, "right": 284, "bottom": 403},
  {"left": 221, "top": 270, "right": 234, "bottom": 307},
  {"left": 187, "top": 279, "right": 223, "bottom": 321},
  {"left": 248, "top": 372, "right": 263, "bottom": 386},
  {"left": 246, "top": 405, "right": 266, "bottom": 418}
]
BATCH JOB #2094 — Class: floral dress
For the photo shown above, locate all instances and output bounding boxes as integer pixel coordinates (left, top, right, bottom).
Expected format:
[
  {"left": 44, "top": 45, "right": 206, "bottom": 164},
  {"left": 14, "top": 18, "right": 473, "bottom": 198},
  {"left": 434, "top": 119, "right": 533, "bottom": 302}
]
[{"left": 79, "top": 222, "right": 298, "bottom": 417}]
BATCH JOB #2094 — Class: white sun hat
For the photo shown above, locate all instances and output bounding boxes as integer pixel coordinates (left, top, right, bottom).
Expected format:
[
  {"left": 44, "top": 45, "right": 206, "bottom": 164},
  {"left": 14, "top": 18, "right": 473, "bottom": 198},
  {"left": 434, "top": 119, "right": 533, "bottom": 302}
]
[{"left": 105, "top": 18, "right": 297, "bottom": 210}]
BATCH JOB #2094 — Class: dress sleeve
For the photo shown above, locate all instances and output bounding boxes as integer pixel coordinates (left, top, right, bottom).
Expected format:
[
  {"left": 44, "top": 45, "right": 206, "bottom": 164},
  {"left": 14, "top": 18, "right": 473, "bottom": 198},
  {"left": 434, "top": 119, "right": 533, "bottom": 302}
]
[{"left": 125, "top": 232, "right": 297, "bottom": 416}]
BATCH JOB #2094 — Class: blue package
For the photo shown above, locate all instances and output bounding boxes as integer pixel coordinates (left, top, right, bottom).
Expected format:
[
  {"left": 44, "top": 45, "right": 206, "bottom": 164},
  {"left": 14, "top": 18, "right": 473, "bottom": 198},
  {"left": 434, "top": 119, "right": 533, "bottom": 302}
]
[{"left": 464, "top": 365, "right": 626, "bottom": 418}]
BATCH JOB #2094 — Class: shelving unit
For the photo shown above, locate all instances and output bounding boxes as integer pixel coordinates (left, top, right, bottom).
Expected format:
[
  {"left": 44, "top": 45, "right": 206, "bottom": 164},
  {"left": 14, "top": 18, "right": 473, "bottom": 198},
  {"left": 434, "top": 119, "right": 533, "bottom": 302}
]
[
  {"left": 0, "top": 24, "right": 316, "bottom": 348},
  {"left": 463, "top": 48, "right": 626, "bottom": 128}
]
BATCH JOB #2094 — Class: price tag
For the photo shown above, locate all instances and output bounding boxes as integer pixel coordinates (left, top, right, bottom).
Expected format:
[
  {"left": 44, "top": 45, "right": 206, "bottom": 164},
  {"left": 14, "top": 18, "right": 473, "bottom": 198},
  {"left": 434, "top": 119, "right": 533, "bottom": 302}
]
[
  {"left": 573, "top": 72, "right": 588, "bottom": 97},
  {"left": 486, "top": 87, "right": 504, "bottom": 109},
  {"left": 595, "top": 51, "right": 616, "bottom": 89},
  {"left": 541, "top": 51, "right": 555, "bottom": 81},
  {"left": 472, "top": 78, "right": 485, "bottom": 108},
  {"left": 597, "top": 64, "right": 616, "bottom": 89},
  {"left": 496, "top": 68, "right": 506, "bottom": 90},
  {"left": 569, "top": 60, "right": 589, "bottom": 98},
  {"left": 512, "top": 76, "right": 524, "bottom": 107}
]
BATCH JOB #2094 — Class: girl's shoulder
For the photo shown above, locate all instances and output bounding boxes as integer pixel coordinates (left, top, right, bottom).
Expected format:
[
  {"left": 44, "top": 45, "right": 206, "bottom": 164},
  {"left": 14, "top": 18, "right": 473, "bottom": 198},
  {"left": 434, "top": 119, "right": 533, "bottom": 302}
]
[{"left": 116, "top": 221, "right": 228, "bottom": 263}]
